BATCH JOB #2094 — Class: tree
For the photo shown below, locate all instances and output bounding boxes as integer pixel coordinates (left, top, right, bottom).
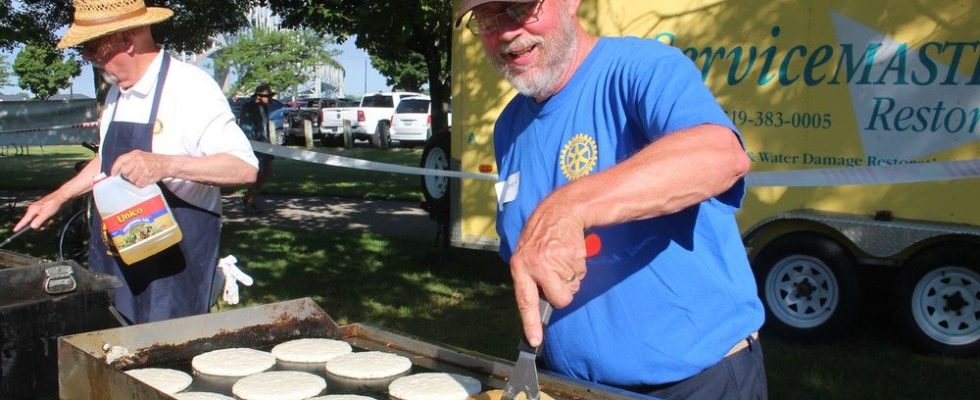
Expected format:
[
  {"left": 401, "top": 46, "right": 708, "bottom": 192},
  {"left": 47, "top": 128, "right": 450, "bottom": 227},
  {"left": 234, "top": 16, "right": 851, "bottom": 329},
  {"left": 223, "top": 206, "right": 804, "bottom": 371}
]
[
  {"left": 0, "top": 55, "right": 11, "bottom": 86},
  {"left": 12, "top": 41, "right": 81, "bottom": 99},
  {"left": 372, "top": 52, "right": 428, "bottom": 93},
  {"left": 214, "top": 28, "right": 341, "bottom": 97},
  {"left": 268, "top": 0, "right": 453, "bottom": 135},
  {"left": 3, "top": 0, "right": 263, "bottom": 101},
  {"left": 0, "top": 0, "right": 67, "bottom": 51},
  {"left": 3, "top": 1, "right": 259, "bottom": 54},
  {"left": 151, "top": 0, "right": 258, "bottom": 54}
]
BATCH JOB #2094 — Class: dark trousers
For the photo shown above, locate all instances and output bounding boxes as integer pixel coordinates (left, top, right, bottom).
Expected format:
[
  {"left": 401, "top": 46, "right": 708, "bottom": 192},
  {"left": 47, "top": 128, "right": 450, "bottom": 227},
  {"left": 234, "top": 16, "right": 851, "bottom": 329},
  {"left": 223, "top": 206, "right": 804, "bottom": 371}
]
[{"left": 628, "top": 336, "right": 769, "bottom": 400}]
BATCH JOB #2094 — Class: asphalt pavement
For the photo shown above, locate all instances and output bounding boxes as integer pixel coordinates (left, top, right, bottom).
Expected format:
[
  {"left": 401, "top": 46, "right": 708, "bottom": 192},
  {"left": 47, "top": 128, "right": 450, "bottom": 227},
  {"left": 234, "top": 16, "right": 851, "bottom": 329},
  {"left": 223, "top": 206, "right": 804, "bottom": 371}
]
[
  {"left": 222, "top": 194, "right": 438, "bottom": 239},
  {"left": 1, "top": 190, "right": 438, "bottom": 240}
]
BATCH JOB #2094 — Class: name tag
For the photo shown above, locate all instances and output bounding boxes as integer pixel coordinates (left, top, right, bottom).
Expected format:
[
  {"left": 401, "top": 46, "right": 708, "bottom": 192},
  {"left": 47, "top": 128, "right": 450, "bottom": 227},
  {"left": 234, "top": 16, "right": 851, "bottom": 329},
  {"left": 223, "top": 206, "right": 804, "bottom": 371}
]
[{"left": 495, "top": 172, "right": 520, "bottom": 211}]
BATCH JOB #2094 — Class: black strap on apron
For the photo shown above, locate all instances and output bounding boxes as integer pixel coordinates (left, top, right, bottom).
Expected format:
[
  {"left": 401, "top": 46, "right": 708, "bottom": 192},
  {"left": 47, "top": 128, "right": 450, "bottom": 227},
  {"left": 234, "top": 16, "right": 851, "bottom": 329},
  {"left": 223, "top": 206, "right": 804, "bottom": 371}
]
[{"left": 89, "top": 53, "right": 221, "bottom": 324}]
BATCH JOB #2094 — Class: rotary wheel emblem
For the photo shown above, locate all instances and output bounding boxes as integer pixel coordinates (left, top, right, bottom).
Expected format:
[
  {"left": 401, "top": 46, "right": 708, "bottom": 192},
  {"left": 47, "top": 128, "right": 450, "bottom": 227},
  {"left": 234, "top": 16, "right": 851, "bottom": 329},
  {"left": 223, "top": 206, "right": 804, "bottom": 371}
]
[{"left": 559, "top": 133, "right": 598, "bottom": 181}]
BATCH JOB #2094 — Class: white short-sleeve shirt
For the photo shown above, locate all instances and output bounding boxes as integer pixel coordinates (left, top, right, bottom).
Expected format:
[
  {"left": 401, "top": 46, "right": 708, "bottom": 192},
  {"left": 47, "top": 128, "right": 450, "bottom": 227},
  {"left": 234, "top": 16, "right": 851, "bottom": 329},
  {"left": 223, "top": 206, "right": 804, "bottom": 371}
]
[{"left": 99, "top": 50, "right": 258, "bottom": 214}]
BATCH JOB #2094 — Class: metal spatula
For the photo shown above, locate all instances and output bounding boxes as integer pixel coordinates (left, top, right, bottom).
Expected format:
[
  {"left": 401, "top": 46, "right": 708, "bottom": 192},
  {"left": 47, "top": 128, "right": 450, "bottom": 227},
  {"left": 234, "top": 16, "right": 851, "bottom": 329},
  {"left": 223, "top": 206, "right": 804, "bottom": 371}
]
[
  {"left": 0, "top": 227, "right": 31, "bottom": 250},
  {"left": 502, "top": 233, "right": 602, "bottom": 400}
]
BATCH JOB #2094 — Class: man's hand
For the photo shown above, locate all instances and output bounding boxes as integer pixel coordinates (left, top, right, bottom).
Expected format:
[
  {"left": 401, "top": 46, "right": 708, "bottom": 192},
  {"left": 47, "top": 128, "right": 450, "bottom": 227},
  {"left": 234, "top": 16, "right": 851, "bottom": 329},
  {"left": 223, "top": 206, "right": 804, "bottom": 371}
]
[
  {"left": 14, "top": 157, "right": 101, "bottom": 232},
  {"left": 111, "top": 150, "right": 174, "bottom": 187},
  {"left": 510, "top": 201, "right": 590, "bottom": 347},
  {"left": 14, "top": 192, "right": 69, "bottom": 231}
]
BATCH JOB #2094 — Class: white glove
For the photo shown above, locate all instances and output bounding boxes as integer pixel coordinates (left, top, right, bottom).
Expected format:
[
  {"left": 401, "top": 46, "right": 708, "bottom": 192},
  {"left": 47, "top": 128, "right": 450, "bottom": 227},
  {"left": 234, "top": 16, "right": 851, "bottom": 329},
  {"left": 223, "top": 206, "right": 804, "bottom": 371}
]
[{"left": 217, "top": 255, "right": 254, "bottom": 305}]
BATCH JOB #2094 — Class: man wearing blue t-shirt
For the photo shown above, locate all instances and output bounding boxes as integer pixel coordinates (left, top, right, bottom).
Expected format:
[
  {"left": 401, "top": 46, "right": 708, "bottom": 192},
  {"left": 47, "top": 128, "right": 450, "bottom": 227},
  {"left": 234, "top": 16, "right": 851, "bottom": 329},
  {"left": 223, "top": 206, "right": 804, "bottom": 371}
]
[{"left": 455, "top": 1, "right": 768, "bottom": 398}]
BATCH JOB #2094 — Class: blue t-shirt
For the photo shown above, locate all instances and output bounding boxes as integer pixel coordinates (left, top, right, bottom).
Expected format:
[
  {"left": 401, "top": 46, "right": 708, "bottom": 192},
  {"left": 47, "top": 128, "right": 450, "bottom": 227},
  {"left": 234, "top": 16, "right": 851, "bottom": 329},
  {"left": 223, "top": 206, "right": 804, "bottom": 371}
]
[{"left": 494, "top": 37, "right": 765, "bottom": 387}]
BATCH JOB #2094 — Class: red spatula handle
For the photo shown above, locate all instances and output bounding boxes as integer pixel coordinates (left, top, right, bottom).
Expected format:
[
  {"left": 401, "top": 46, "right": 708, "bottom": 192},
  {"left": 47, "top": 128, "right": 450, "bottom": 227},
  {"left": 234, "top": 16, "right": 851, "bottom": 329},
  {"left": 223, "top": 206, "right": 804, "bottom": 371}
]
[{"left": 585, "top": 233, "right": 601, "bottom": 258}]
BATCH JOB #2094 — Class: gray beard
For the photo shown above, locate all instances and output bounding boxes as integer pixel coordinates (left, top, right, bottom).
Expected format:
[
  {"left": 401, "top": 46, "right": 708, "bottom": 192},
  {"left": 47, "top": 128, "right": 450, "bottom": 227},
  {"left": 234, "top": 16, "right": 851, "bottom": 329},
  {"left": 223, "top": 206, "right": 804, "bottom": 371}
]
[
  {"left": 490, "top": 12, "right": 578, "bottom": 100},
  {"left": 98, "top": 68, "right": 118, "bottom": 86}
]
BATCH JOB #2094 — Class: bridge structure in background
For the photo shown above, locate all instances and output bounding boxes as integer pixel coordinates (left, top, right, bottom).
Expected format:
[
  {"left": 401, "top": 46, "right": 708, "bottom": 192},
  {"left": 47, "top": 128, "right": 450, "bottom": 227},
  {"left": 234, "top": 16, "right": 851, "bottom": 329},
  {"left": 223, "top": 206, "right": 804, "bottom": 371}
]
[{"left": 177, "top": 6, "right": 346, "bottom": 99}]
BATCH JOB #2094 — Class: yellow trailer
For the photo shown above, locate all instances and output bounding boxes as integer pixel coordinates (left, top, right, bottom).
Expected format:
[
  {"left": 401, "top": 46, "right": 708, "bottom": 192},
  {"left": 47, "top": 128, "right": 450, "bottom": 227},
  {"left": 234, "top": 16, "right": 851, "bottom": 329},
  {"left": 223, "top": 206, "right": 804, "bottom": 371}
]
[{"left": 420, "top": 0, "right": 979, "bottom": 355}]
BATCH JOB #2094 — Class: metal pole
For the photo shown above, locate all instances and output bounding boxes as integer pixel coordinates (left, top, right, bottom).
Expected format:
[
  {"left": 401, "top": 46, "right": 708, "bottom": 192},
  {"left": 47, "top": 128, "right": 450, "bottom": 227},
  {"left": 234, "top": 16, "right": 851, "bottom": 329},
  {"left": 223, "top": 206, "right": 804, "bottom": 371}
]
[{"left": 363, "top": 57, "right": 367, "bottom": 94}]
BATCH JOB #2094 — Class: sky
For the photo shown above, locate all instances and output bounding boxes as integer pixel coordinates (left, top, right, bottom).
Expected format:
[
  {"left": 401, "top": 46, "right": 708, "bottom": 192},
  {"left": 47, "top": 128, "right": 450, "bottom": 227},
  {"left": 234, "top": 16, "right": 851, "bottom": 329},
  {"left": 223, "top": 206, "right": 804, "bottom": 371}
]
[
  {"left": 333, "top": 36, "right": 392, "bottom": 96},
  {"left": 0, "top": 36, "right": 390, "bottom": 98}
]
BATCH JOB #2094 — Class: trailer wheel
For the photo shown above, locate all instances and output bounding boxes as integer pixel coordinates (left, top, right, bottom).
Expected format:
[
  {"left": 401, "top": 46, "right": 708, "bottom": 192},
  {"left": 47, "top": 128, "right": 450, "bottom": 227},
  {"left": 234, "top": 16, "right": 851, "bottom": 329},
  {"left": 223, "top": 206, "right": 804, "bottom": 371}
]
[
  {"left": 753, "top": 233, "right": 860, "bottom": 341},
  {"left": 420, "top": 130, "right": 450, "bottom": 210},
  {"left": 420, "top": 130, "right": 451, "bottom": 247},
  {"left": 895, "top": 244, "right": 980, "bottom": 356}
]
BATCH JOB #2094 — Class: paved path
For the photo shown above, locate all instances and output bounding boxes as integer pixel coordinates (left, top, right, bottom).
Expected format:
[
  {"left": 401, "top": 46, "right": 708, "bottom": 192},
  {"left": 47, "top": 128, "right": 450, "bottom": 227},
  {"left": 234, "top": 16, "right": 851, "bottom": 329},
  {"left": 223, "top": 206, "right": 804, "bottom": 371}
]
[
  {"left": 1, "top": 191, "right": 438, "bottom": 239},
  {"left": 222, "top": 194, "right": 438, "bottom": 238}
]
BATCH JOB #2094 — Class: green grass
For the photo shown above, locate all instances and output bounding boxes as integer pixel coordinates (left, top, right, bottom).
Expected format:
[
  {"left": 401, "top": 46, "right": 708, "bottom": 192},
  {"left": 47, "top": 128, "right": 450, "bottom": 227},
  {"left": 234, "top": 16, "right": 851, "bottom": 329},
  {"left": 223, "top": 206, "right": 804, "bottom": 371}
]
[
  {"left": 260, "top": 146, "right": 424, "bottom": 201},
  {"left": 3, "top": 145, "right": 980, "bottom": 399},
  {"left": 0, "top": 145, "right": 92, "bottom": 191},
  {"left": 217, "top": 223, "right": 520, "bottom": 358},
  {"left": 4, "top": 219, "right": 978, "bottom": 399},
  {"left": 0, "top": 144, "right": 425, "bottom": 201},
  {"left": 216, "top": 223, "right": 980, "bottom": 400},
  {"left": 764, "top": 324, "right": 980, "bottom": 399}
]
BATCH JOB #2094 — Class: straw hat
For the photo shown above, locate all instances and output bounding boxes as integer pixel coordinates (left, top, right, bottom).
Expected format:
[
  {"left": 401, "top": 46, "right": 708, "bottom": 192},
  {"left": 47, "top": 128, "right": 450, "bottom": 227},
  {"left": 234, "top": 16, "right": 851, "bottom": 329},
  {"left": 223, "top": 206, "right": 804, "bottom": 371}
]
[{"left": 57, "top": 0, "right": 173, "bottom": 48}]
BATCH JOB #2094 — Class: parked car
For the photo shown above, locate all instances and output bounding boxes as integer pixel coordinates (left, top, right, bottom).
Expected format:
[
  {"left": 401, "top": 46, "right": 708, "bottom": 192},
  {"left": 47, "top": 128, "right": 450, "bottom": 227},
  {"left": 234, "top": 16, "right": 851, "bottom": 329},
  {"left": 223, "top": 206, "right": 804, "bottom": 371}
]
[
  {"left": 235, "top": 99, "right": 288, "bottom": 145},
  {"left": 229, "top": 97, "right": 283, "bottom": 120},
  {"left": 282, "top": 107, "right": 323, "bottom": 145},
  {"left": 389, "top": 96, "right": 452, "bottom": 147},
  {"left": 267, "top": 107, "right": 291, "bottom": 145},
  {"left": 320, "top": 91, "right": 423, "bottom": 149},
  {"left": 227, "top": 96, "right": 249, "bottom": 119},
  {"left": 304, "top": 97, "right": 358, "bottom": 109}
]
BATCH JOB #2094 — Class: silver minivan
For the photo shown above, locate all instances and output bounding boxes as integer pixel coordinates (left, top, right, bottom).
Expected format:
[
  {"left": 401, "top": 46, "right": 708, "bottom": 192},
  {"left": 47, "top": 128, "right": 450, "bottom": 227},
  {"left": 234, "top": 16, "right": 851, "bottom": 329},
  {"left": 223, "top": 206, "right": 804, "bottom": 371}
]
[{"left": 389, "top": 96, "right": 451, "bottom": 147}]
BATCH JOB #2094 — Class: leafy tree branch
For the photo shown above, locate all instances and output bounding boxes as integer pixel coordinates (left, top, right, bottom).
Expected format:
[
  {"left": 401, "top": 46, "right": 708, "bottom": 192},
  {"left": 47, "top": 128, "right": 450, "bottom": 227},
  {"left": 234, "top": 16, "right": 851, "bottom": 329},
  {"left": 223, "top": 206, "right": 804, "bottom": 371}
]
[
  {"left": 214, "top": 27, "right": 341, "bottom": 97},
  {"left": 12, "top": 41, "right": 81, "bottom": 100}
]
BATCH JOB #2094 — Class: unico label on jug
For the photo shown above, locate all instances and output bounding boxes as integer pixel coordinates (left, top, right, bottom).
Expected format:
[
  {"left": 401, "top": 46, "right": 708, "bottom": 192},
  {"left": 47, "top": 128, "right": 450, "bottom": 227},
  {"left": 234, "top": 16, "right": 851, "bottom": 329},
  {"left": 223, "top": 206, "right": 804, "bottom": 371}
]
[{"left": 93, "top": 174, "right": 182, "bottom": 265}]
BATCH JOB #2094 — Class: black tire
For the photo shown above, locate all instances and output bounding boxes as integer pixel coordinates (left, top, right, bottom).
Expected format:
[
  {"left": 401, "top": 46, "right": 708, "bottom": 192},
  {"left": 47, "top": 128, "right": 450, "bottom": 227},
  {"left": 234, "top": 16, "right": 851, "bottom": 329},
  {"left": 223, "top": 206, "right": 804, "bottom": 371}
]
[
  {"left": 58, "top": 207, "right": 90, "bottom": 264},
  {"left": 373, "top": 120, "right": 391, "bottom": 150},
  {"left": 894, "top": 243, "right": 980, "bottom": 356},
  {"left": 420, "top": 130, "right": 451, "bottom": 218},
  {"left": 752, "top": 233, "right": 860, "bottom": 341}
]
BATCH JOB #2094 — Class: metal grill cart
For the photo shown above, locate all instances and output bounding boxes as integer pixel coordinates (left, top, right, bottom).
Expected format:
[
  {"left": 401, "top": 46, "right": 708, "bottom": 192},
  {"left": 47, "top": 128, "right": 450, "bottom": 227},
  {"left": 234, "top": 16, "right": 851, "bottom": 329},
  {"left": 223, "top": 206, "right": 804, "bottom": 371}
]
[{"left": 0, "top": 250, "right": 122, "bottom": 399}]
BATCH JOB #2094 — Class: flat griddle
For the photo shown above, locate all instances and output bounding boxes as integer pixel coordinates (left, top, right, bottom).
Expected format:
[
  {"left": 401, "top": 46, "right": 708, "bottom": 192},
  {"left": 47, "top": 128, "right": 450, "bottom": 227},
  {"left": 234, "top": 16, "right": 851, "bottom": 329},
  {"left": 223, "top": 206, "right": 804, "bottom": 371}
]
[{"left": 59, "top": 298, "right": 650, "bottom": 399}]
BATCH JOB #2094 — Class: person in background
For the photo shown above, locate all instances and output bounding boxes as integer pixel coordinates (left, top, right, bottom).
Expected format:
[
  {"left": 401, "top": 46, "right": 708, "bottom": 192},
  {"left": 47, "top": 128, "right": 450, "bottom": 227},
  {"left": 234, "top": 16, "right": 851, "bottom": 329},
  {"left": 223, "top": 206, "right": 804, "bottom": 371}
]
[
  {"left": 455, "top": 0, "right": 768, "bottom": 399},
  {"left": 238, "top": 83, "right": 276, "bottom": 214},
  {"left": 15, "top": 0, "right": 258, "bottom": 324}
]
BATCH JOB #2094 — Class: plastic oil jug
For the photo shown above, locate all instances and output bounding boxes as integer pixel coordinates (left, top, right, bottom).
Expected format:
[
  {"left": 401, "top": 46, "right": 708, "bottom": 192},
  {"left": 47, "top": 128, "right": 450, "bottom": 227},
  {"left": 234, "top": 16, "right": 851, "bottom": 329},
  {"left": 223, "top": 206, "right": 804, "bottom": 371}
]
[{"left": 92, "top": 174, "right": 182, "bottom": 265}]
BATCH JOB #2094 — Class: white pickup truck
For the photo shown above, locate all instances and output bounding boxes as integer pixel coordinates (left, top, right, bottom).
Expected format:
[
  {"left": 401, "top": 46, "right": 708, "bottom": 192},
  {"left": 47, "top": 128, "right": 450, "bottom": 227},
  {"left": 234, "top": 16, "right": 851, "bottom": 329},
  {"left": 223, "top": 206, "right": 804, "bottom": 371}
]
[{"left": 320, "top": 91, "right": 423, "bottom": 148}]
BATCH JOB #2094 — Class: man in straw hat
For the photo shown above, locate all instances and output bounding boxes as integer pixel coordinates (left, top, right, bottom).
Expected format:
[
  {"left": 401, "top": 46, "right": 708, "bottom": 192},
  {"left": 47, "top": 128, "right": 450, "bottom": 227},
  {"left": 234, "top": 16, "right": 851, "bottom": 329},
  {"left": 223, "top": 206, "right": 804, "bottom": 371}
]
[
  {"left": 16, "top": 0, "right": 259, "bottom": 324},
  {"left": 455, "top": 0, "right": 767, "bottom": 398}
]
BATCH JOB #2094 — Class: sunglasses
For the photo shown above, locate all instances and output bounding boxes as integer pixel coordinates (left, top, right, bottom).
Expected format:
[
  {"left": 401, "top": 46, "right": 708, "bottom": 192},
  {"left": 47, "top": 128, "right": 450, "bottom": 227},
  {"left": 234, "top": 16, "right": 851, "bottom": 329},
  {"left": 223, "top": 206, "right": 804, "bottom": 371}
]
[
  {"left": 466, "top": 0, "right": 545, "bottom": 35},
  {"left": 257, "top": 93, "right": 273, "bottom": 98},
  {"left": 72, "top": 34, "right": 120, "bottom": 58}
]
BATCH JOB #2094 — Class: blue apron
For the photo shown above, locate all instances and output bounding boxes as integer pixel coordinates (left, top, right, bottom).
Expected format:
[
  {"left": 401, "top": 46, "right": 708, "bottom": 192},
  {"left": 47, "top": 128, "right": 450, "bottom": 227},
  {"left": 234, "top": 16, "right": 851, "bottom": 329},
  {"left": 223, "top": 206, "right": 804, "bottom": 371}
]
[{"left": 89, "top": 54, "right": 221, "bottom": 324}]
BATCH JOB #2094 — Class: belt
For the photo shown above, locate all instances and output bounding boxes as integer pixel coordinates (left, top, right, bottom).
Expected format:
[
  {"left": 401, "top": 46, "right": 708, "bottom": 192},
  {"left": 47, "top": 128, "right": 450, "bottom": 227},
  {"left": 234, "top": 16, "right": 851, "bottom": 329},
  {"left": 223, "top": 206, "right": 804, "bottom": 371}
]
[{"left": 724, "top": 331, "right": 759, "bottom": 358}]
